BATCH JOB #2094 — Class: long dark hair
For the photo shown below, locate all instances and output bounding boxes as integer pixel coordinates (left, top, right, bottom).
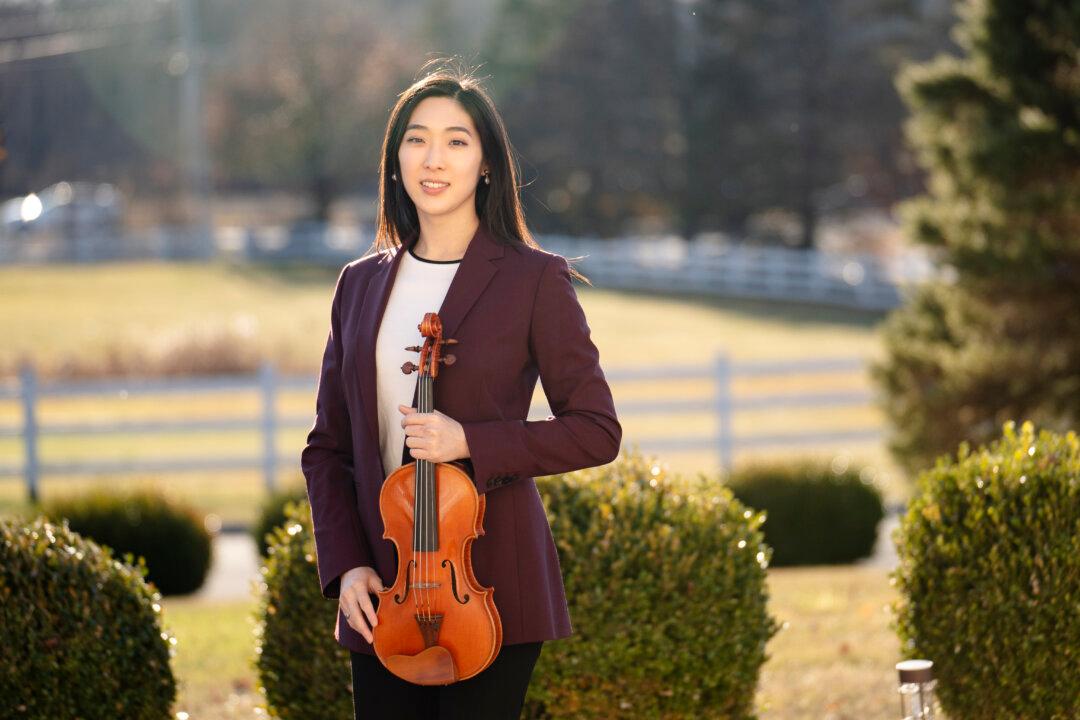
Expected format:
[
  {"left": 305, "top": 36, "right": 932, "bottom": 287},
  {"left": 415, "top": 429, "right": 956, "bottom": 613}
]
[{"left": 373, "top": 58, "right": 588, "bottom": 284}]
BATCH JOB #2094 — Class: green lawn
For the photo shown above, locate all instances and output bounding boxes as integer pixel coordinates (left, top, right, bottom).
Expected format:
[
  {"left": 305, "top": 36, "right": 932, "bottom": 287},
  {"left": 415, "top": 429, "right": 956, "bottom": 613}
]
[
  {"left": 0, "top": 260, "right": 911, "bottom": 526},
  {"left": 161, "top": 565, "right": 932, "bottom": 719},
  {"left": 1, "top": 261, "right": 924, "bottom": 718}
]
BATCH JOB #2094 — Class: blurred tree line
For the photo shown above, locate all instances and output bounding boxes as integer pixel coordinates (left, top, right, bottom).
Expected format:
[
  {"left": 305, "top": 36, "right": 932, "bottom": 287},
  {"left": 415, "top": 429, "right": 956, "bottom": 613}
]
[{"left": 0, "top": 0, "right": 958, "bottom": 244}]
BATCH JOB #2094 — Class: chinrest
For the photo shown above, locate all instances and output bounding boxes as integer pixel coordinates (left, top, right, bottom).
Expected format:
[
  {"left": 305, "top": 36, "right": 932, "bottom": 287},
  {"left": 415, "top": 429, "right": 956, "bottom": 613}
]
[{"left": 384, "top": 645, "right": 458, "bottom": 686}]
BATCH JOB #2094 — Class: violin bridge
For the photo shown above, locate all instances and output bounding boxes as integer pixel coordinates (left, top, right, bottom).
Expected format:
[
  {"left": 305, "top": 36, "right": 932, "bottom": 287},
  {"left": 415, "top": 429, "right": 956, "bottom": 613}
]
[{"left": 414, "top": 613, "right": 444, "bottom": 648}]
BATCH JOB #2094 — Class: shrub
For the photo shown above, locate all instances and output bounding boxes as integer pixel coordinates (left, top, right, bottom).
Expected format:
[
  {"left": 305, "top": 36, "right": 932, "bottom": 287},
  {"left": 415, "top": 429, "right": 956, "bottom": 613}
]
[
  {"left": 255, "top": 499, "right": 352, "bottom": 719},
  {"left": 891, "top": 420, "right": 1080, "bottom": 719},
  {"left": 253, "top": 485, "right": 308, "bottom": 558},
  {"left": 255, "top": 452, "right": 779, "bottom": 719},
  {"left": 44, "top": 486, "right": 213, "bottom": 596},
  {"left": 0, "top": 515, "right": 177, "bottom": 717},
  {"left": 526, "top": 450, "right": 779, "bottom": 719},
  {"left": 726, "top": 458, "right": 884, "bottom": 566}
]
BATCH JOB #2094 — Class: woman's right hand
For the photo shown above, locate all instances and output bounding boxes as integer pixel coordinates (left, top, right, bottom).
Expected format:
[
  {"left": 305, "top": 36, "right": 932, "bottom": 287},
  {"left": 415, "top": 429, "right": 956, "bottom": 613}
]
[{"left": 339, "top": 566, "right": 385, "bottom": 643}]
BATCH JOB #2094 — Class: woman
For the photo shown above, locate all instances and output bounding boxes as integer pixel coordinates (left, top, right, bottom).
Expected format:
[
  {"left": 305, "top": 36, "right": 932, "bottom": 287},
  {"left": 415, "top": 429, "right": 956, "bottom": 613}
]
[{"left": 301, "top": 61, "right": 622, "bottom": 720}]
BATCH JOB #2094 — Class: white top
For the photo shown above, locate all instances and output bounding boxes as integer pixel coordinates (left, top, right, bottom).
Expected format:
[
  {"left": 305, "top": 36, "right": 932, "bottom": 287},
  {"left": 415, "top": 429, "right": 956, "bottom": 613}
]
[{"left": 374, "top": 246, "right": 462, "bottom": 475}]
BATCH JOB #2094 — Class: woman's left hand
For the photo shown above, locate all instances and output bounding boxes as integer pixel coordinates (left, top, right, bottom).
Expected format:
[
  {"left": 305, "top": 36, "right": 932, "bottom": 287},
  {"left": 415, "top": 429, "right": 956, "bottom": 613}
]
[{"left": 399, "top": 405, "right": 470, "bottom": 462}]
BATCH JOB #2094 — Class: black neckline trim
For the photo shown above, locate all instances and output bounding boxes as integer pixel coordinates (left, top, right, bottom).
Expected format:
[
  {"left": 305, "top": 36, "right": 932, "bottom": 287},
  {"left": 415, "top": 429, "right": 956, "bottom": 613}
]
[{"left": 408, "top": 245, "right": 462, "bottom": 264}]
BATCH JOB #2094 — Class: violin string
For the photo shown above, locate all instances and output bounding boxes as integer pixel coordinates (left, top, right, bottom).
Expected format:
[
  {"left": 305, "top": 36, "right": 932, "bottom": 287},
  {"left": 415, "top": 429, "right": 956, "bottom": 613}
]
[
  {"left": 427, "top": 375, "right": 436, "bottom": 620},
  {"left": 413, "top": 369, "right": 423, "bottom": 624},
  {"left": 421, "top": 372, "right": 430, "bottom": 622},
  {"left": 414, "top": 371, "right": 423, "bottom": 621}
]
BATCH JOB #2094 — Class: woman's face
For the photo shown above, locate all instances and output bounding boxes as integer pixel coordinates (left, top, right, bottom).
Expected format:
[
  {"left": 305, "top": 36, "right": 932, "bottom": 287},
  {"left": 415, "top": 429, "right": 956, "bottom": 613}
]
[{"left": 397, "top": 96, "right": 487, "bottom": 220}]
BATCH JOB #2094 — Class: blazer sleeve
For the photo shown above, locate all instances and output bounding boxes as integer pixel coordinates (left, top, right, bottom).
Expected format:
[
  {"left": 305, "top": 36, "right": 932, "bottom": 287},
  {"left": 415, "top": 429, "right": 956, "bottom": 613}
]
[
  {"left": 460, "top": 253, "right": 622, "bottom": 494},
  {"left": 301, "top": 262, "right": 375, "bottom": 599}
]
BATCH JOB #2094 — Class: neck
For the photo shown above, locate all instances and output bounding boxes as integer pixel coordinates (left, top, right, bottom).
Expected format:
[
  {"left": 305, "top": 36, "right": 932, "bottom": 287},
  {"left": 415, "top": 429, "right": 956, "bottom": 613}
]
[{"left": 413, "top": 211, "right": 480, "bottom": 260}]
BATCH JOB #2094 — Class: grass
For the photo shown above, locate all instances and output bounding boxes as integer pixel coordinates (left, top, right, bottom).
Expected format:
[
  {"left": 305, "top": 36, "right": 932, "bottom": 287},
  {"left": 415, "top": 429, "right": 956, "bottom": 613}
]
[
  {"left": 3, "top": 260, "right": 920, "bottom": 717},
  {"left": 0, "top": 260, "right": 912, "bottom": 526},
  {"left": 759, "top": 566, "right": 905, "bottom": 719},
  {"left": 162, "top": 596, "right": 265, "bottom": 719},
  {"left": 159, "top": 565, "right": 927, "bottom": 719}
]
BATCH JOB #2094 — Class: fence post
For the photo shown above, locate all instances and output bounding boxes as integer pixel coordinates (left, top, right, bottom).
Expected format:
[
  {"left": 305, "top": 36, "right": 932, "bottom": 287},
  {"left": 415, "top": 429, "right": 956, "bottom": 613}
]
[
  {"left": 714, "top": 352, "right": 734, "bottom": 478},
  {"left": 19, "top": 363, "right": 39, "bottom": 504},
  {"left": 260, "top": 361, "right": 277, "bottom": 493}
]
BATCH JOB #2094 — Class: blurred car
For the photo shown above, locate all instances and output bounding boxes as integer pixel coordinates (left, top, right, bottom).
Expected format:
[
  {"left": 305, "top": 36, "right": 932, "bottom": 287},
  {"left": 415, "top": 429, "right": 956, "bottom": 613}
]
[{"left": 0, "top": 181, "right": 125, "bottom": 261}]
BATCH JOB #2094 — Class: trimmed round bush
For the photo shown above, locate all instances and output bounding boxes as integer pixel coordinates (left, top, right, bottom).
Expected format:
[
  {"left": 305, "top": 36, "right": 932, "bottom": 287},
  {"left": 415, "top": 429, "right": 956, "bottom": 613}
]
[
  {"left": 0, "top": 514, "right": 177, "bottom": 717},
  {"left": 44, "top": 486, "right": 213, "bottom": 595},
  {"left": 255, "top": 499, "right": 352, "bottom": 719},
  {"left": 253, "top": 485, "right": 308, "bottom": 558},
  {"left": 726, "top": 458, "right": 884, "bottom": 566},
  {"left": 255, "top": 451, "right": 778, "bottom": 719},
  {"left": 527, "top": 451, "right": 779, "bottom": 718},
  {"left": 891, "top": 420, "right": 1080, "bottom": 719}
]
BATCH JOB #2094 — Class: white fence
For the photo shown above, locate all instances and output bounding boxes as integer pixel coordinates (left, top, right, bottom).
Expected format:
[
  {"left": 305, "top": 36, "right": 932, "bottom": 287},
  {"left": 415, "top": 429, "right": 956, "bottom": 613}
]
[
  {"left": 0, "top": 355, "right": 883, "bottom": 502},
  {"left": 2, "top": 223, "right": 939, "bottom": 312},
  {"left": 540, "top": 235, "right": 938, "bottom": 311}
]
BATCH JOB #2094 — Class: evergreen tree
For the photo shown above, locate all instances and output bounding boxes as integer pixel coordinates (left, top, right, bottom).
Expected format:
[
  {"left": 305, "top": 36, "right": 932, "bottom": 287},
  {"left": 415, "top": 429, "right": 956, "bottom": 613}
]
[{"left": 871, "top": 0, "right": 1080, "bottom": 476}]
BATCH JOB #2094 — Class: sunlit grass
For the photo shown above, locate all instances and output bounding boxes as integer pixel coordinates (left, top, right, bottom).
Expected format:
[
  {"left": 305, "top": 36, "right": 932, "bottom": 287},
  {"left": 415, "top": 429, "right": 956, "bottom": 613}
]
[
  {"left": 161, "top": 596, "right": 266, "bottom": 719},
  {"left": 0, "top": 260, "right": 910, "bottom": 525},
  {"left": 1, "top": 261, "right": 929, "bottom": 718},
  {"left": 157, "top": 566, "right": 935, "bottom": 720}
]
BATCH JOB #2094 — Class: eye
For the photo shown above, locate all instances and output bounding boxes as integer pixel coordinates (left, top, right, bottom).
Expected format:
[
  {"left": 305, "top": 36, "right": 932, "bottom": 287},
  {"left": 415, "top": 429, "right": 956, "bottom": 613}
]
[
  {"left": 451, "top": 139, "right": 467, "bottom": 146},
  {"left": 405, "top": 137, "right": 422, "bottom": 143}
]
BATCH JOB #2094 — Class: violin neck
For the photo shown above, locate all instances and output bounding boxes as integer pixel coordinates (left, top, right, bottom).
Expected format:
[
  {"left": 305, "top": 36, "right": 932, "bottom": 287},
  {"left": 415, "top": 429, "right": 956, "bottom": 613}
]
[
  {"left": 416, "top": 372, "right": 435, "bottom": 414},
  {"left": 413, "top": 372, "right": 438, "bottom": 551}
]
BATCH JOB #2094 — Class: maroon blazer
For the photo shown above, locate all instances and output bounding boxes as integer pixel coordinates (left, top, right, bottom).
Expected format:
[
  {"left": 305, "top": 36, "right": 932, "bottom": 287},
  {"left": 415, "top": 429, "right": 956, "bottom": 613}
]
[{"left": 301, "top": 221, "right": 622, "bottom": 655}]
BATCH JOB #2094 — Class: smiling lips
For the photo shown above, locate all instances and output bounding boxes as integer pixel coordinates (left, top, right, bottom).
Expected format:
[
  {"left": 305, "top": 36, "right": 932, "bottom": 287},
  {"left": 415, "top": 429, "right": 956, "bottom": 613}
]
[{"left": 420, "top": 179, "right": 450, "bottom": 195}]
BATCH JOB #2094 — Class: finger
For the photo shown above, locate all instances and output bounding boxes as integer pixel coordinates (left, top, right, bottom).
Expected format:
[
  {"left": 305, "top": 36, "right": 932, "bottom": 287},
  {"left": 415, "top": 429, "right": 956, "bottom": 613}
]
[
  {"left": 343, "top": 593, "right": 373, "bottom": 643},
  {"left": 402, "top": 413, "right": 430, "bottom": 428},
  {"left": 398, "top": 404, "right": 416, "bottom": 414},
  {"left": 368, "top": 574, "right": 387, "bottom": 594},
  {"left": 357, "top": 590, "right": 379, "bottom": 631}
]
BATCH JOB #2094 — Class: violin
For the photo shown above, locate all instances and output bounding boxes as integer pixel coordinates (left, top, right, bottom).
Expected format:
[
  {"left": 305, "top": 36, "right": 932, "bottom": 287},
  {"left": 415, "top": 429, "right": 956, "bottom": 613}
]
[{"left": 372, "top": 312, "right": 503, "bottom": 685}]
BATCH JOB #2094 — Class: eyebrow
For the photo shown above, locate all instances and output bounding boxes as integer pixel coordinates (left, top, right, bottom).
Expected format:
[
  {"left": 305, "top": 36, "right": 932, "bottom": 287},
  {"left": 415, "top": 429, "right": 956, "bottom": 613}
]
[{"left": 405, "top": 123, "right": 473, "bottom": 137}]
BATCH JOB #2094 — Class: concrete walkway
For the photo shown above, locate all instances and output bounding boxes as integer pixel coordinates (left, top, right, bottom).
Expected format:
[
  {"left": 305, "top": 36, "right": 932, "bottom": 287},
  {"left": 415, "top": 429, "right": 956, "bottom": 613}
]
[{"left": 195, "top": 531, "right": 262, "bottom": 601}]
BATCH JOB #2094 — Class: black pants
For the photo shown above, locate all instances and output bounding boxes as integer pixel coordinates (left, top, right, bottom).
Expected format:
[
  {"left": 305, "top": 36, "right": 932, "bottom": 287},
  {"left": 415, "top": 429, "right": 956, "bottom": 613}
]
[{"left": 350, "top": 642, "right": 543, "bottom": 720}]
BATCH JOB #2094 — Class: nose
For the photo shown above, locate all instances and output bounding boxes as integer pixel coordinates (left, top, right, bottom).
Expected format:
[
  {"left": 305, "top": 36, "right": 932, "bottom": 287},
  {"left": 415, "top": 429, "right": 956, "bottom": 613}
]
[{"left": 423, "top": 144, "right": 445, "bottom": 170}]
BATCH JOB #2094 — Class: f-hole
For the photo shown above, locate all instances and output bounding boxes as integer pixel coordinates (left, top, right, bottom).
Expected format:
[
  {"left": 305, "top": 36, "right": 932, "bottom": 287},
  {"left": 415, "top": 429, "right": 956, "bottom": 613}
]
[
  {"left": 441, "top": 559, "right": 470, "bottom": 604},
  {"left": 394, "top": 559, "right": 415, "bottom": 604}
]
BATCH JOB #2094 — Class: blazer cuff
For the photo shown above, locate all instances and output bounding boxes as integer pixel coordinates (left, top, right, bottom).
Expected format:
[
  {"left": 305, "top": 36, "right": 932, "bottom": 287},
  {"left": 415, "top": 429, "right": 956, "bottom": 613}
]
[
  {"left": 314, "top": 539, "right": 373, "bottom": 600},
  {"left": 460, "top": 419, "right": 529, "bottom": 494}
]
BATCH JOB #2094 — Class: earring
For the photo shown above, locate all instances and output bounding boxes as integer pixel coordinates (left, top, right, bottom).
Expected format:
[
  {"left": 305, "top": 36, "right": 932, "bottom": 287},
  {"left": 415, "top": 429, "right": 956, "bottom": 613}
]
[
  {"left": 483, "top": 172, "right": 490, "bottom": 185},
  {"left": 391, "top": 172, "right": 397, "bottom": 181}
]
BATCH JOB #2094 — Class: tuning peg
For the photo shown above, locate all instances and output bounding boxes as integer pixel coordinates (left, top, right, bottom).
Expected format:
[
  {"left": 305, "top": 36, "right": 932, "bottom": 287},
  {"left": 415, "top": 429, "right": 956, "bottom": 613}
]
[
  {"left": 440, "top": 354, "right": 456, "bottom": 366},
  {"left": 440, "top": 338, "right": 459, "bottom": 346},
  {"left": 404, "top": 345, "right": 422, "bottom": 352},
  {"left": 401, "top": 361, "right": 418, "bottom": 374}
]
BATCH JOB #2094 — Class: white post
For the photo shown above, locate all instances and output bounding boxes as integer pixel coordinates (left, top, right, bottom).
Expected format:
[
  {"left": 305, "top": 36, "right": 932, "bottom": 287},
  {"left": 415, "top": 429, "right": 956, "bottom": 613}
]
[
  {"left": 19, "top": 363, "right": 39, "bottom": 504},
  {"left": 260, "top": 361, "right": 277, "bottom": 493},
  {"left": 715, "top": 353, "right": 734, "bottom": 478}
]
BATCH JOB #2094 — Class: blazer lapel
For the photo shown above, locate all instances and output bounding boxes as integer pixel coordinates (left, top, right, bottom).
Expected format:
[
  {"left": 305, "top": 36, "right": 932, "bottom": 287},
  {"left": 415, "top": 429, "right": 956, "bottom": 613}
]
[{"left": 355, "top": 222, "right": 505, "bottom": 468}]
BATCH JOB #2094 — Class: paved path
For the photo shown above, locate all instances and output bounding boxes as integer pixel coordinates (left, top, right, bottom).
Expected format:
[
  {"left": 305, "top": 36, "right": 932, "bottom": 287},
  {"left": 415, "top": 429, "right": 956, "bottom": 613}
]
[
  {"left": 195, "top": 532, "right": 261, "bottom": 601},
  {"left": 855, "top": 510, "right": 901, "bottom": 570}
]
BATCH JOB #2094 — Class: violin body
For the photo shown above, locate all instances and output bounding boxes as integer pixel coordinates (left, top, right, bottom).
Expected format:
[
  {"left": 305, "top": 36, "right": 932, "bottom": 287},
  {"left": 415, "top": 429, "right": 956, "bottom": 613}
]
[{"left": 370, "top": 312, "right": 502, "bottom": 685}]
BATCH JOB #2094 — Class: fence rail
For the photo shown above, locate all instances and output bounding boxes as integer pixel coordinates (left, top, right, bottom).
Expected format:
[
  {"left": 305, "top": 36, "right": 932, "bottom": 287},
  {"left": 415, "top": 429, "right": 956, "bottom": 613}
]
[
  {"left": 0, "top": 354, "right": 883, "bottom": 501},
  {"left": 540, "top": 235, "right": 937, "bottom": 311},
  {"left": 2, "top": 224, "right": 939, "bottom": 312}
]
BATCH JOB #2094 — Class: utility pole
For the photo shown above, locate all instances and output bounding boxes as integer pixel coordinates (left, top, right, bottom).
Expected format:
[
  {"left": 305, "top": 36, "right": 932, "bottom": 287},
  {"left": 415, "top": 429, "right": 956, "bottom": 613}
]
[{"left": 175, "top": 0, "right": 213, "bottom": 258}]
